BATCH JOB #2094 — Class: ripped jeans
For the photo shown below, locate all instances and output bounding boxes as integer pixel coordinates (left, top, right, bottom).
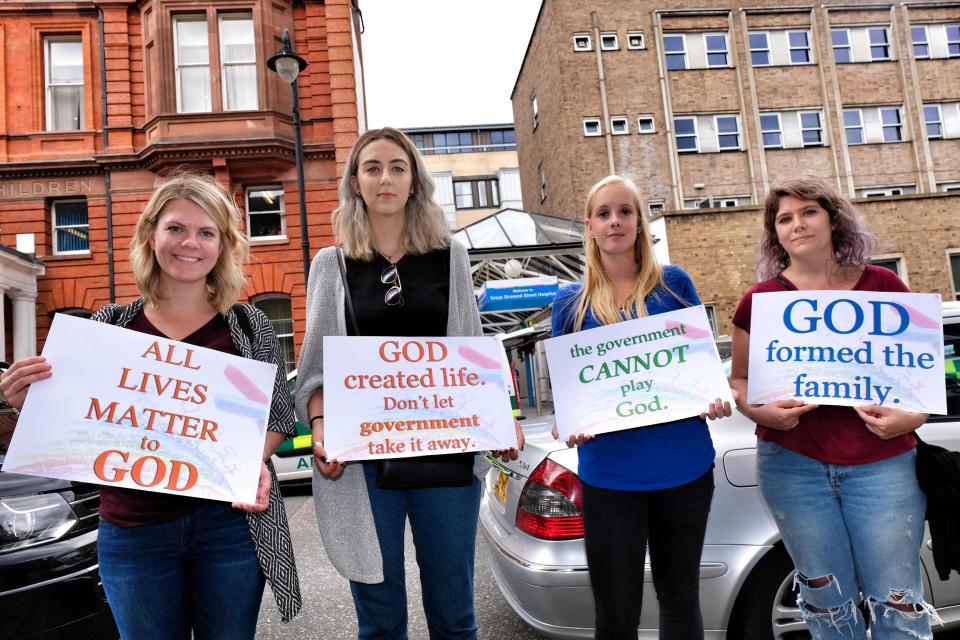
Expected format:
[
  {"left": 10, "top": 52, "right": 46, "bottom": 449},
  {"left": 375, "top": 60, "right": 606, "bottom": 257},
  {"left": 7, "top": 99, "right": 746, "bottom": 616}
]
[{"left": 757, "top": 441, "right": 934, "bottom": 640}]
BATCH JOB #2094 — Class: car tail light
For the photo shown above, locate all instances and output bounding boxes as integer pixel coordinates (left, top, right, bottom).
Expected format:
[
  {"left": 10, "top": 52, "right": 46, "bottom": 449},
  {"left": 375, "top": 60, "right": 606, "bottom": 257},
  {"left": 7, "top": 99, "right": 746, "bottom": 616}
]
[{"left": 515, "top": 458, "right": 584, "bottom": 540}]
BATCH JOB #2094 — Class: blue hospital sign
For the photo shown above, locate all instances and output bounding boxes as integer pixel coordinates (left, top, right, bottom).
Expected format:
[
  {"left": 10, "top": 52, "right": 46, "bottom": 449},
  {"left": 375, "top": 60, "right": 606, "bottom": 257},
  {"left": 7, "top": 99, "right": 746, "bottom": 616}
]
[{"left": 478, "top": 276, "right": 559, "bottom": 312}]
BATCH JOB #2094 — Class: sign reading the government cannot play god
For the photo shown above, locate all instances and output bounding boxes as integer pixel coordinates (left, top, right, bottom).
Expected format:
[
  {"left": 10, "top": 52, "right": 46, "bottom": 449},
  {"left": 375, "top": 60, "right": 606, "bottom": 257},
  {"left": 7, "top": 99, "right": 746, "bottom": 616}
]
[{"left": 545, "top": 306, "right": 732, "bottom": 440}]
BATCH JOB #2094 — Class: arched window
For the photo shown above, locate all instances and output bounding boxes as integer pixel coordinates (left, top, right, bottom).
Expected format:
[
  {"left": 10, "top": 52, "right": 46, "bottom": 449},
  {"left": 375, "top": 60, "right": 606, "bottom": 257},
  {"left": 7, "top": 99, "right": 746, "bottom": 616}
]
[{"left": 252, "top": 295, "right": 294, "bottom": 374}]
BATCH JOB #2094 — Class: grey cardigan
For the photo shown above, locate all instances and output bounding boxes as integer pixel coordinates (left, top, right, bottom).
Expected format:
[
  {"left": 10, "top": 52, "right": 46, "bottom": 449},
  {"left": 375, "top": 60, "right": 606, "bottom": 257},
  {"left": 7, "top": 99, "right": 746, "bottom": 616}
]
[{"left": 295, "top": 241, "right": 485, "bottom": 583}]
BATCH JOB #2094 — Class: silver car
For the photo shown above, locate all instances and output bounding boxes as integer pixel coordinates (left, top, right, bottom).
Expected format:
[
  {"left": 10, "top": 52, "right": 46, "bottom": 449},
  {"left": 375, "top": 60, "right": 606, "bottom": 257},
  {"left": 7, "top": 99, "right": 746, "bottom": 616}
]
[{"left": 480, "top": 303, "right": 960, "bottom": 639}]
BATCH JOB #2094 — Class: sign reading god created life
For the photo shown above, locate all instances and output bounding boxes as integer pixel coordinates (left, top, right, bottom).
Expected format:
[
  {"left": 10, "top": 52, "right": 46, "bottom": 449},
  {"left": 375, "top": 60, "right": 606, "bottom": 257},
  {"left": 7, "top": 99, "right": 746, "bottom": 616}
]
[
  {"left": 323, "top": 336, "right": 517, "bottom": 461},
  {"left": 545, "top": 306, "right": 732, "bottom": 440},
  {"left": 748, "top": 290, "right": 945, "bottom": 414},
  {"left": 3, "top": 314, "right": 275, "bottom": 504}
]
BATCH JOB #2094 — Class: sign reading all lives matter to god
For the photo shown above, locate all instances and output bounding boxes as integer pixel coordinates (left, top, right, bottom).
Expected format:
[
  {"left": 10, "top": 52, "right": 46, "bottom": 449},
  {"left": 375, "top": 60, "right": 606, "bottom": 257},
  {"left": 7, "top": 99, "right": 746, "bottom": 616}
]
[
  {"left": 748, "top": 291, "right": 945, "bottom": 414},
  {"left": 545, "top": 305, "right": 732, "bottom": 440},
  {"left": 323, "top": 336, "right": 517, "bottom": 461},
  {"left": 3, "top": 314, "right": 276, "bottom": 504}
]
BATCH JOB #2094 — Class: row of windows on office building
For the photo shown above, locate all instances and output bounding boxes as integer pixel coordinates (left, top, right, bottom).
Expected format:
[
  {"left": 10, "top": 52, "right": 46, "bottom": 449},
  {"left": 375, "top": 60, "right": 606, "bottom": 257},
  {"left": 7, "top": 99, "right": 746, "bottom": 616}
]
[
  {"left": 564, "top": 23, "right": 960, "bottom": 73},
  {"left": 577, "top": 101, "right": 960, "bottom": 152},
  {"left": 43, "top": 12, "right": 258, "bottom": 131},
  {"left": 409, "top": 129, "right": 517, "bottom": 155}
]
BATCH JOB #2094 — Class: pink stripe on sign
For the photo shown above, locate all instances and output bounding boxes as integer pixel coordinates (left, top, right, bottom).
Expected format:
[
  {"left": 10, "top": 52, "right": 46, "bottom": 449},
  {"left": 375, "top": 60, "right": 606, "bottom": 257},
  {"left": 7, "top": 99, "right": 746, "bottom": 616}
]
[
  {"left": 458, "top": 345, "right": 500, "bottom": 370},
  {"left": 225, "top": 364, "right": 270, "bottom": 404},
  {"left": 894, "top": 304, "right": 939, "bottom": 330},
  {"left": 667, "top": 321, "right": 711, "bottom": 340}
]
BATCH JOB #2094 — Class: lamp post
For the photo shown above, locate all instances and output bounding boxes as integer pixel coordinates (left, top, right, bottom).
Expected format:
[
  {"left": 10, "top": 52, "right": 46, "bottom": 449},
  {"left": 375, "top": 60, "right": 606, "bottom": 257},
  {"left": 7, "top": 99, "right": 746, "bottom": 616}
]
[{"left": 267, "top": 28, "right": 311, "bottom": 279}]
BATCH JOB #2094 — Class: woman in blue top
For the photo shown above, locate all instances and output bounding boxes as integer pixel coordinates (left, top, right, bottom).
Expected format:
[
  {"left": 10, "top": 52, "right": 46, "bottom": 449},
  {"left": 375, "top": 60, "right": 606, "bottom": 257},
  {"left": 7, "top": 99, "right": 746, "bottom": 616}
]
[{"left": 551, "top": 175, "right": 732, "bottom": 640}]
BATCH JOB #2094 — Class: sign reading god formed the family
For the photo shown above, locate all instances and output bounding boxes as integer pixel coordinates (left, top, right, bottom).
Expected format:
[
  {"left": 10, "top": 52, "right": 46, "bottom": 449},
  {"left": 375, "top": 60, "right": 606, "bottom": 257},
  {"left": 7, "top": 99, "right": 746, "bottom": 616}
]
[
  {"left": 748, "top": 291, "right": 945, "bottom": 414},
  {"left": 3, "top": 314, "right": 275, "bottom": 504},
  {"left": 323, "top": 336, "right": 517, "bottom": 461},
  {"left": 545, "top": 306, "right": 732, "bottom": 440}
]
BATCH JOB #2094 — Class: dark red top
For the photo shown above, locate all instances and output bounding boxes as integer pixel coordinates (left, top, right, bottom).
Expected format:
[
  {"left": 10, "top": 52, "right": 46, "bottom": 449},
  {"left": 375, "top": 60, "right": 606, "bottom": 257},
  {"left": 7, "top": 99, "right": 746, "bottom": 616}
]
[
  {"left": 98, "top": 311, "right": 238, "bottom": 527},
  {"left": 732, "top": 265, "right": 917, "bottom": 465}
]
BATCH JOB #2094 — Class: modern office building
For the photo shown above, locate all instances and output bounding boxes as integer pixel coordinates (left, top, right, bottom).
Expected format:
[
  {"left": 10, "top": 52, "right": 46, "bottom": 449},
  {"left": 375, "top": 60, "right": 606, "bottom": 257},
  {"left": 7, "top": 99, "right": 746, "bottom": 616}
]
[
  {"left": 0, "top": 0, "right": 365, "bottom": 368},
  {"left": 512, "top": 0, "right": 960, "bottom": 334}
]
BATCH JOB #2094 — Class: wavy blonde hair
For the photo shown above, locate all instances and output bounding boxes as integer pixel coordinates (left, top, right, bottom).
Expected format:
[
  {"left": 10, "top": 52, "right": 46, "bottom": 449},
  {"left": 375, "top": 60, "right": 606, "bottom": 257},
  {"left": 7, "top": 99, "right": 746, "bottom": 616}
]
[
  {"left": 333, "top": 127, "right": 449, "bottom": 260},
  {"left": 130, "top": 171, "right": 249, "bottom": 313},
  {"left": 570, "top": 175, "right": 668, "bottom": 331}
]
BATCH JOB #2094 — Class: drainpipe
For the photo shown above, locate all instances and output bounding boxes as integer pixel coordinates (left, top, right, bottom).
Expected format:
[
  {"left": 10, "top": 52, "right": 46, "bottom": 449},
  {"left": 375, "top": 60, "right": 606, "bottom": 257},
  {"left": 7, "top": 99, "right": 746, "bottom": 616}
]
[
  {"left": 592, "top": 12, "right": 615, "bottom": 175},
  {"left": 97, "top": 5, "right": 116, "bottom": 303}
]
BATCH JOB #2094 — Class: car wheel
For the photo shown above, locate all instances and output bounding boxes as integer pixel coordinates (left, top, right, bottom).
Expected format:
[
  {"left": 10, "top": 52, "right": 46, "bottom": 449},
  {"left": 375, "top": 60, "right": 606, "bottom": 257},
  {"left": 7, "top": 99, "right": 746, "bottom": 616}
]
[{"left": 727, "top": 545, "right": 810, "bottom": 640}]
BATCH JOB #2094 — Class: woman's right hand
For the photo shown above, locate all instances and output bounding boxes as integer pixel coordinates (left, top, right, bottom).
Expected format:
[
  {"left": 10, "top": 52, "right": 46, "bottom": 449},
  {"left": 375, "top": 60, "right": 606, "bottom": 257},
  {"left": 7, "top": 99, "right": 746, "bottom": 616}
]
[
  {"left": 749, "top": 399, "right": 818, "bottom": 431},
  {"left": 311, "top": 420, "right": 346, "bottom": 479},
  {"left": 551, "top": 422, "right": 595, "bottom": 448},
  {"left": 0, "top": 357, "right": 52, "bottom": 410}
]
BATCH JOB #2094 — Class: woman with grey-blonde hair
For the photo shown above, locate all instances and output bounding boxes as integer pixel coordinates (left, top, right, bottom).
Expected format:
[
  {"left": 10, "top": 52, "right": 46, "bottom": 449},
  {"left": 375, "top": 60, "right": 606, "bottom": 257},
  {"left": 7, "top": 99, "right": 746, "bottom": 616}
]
[
  {"left": 296, "top": 127, "right": 522, "bottom": 639},
  {"left": 0, "top": 171, "right": 302, "bottom": 638}
]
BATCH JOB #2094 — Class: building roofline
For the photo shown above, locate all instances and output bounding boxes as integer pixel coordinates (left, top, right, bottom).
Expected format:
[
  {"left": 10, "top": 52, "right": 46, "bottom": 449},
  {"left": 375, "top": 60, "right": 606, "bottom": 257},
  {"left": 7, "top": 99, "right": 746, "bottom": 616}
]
[
  {"left": 0, "top": 242, "right": 44, "bottom": 265},
  {"left": 401, "top": 123, "right": 515, "bottom": 134},
  {"left": 510, "top": 0, "right": 546, "bottom": 101}
]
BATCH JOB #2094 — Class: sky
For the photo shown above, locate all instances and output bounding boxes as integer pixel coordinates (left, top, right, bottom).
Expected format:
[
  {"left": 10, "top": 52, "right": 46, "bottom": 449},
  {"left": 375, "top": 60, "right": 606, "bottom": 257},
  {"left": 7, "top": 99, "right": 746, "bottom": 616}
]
[{"left": 359, "top": 0, "right": 543, "bottom": 129}]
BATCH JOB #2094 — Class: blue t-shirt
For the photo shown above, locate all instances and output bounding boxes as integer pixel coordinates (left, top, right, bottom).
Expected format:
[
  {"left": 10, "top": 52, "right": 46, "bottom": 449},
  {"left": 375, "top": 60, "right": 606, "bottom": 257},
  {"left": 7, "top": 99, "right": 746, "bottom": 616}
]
[{"left": 551, "top": 265, "right": 716, "bottom": 491}]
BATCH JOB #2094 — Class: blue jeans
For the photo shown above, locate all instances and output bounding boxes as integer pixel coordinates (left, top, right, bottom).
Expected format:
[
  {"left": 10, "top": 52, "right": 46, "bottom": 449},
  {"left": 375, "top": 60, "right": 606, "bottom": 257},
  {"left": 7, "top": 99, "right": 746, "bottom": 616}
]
[
  {"left": 350, "top": 462, "right": 482, "bottom": 640},
  {"left": 757, "top": 440, "right": 934, "bottom": 640},
  {"left": 98, "top": 503, "right": 265, "bottom": 640}
]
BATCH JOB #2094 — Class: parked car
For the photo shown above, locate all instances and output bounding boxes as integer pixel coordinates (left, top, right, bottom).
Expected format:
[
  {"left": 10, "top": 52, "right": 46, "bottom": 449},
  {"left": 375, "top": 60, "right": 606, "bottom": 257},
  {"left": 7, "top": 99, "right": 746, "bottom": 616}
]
[
  {"left": 271, "top": 369, "right": 313, "bottom": 485},
  {"left": 0, "top": 403, "right": 118, "bottom": 640},
  {"left": 480, "top": 302, "right": 960, "bottom": 639}
]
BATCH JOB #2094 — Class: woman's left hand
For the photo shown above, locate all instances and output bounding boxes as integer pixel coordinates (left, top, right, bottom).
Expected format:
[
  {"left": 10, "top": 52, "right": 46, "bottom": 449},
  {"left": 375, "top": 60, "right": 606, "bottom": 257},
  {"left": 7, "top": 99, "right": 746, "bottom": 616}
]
[
  {"left": 700, "top": 390, "right": 737, "bottom": 421},
  {"left": 491, "top": 419, "right": 525, "bottom": 462},
  {"left": 854, "top": 405, "right": 928, "bottom": 440},
  {"left": 232, "top": 462, "right": 271, "bottom": 512}
]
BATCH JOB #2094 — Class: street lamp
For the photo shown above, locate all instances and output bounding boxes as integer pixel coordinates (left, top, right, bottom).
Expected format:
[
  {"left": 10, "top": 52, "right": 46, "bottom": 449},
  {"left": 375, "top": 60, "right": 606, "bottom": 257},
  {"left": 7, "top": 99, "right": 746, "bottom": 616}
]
[{"left": 267, "top": 28, "right": 311, "bottom": 279}]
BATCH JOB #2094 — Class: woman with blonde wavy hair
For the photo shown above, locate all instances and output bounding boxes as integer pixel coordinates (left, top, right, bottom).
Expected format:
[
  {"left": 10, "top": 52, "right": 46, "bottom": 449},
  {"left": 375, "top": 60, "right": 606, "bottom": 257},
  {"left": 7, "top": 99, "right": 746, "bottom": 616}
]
[
  {"left": 551, "top": 175, "right": 732, "bottom": 640},
  {"left": 296, "top": 127, "right": 522, "bottom": 639},
  {"left": 0, "top": 171, "right": 302, "bottom": 638}
]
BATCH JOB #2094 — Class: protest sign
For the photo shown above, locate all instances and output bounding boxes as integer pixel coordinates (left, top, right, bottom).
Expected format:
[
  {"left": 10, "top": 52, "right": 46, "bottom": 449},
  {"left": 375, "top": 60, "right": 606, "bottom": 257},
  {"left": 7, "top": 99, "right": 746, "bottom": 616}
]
[
  {"left": 3, "top": 314, "right": 275, "bottom": 503},
  {"left": 545, "top": 305, "right": 732, "bottom": 440},
  {"left": 748, "top": 290, "right": 945, "bottom": 413},
  {"left": 323, "top": 336, "right": 517, "bottom": 461}
]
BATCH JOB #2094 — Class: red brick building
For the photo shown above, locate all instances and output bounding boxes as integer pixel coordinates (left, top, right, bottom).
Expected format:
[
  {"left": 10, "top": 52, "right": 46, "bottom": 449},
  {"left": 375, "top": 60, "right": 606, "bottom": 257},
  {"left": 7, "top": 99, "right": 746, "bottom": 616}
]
[
  {"left": 0, "top": 0, "right": 365, "bottom": 370},
  {"left": 512, "top": 0, "right": 960, "bottom": 334}
]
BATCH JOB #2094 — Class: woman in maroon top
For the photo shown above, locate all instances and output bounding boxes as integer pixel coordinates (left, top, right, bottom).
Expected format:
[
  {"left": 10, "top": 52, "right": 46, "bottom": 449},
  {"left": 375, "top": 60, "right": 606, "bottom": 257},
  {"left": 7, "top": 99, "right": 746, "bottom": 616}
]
[
  {"left": 730, "top": 177, "right": 935, "bottom": 639},
  {"left": 0, "top": 173, "right": 301, "bottom": 637}
]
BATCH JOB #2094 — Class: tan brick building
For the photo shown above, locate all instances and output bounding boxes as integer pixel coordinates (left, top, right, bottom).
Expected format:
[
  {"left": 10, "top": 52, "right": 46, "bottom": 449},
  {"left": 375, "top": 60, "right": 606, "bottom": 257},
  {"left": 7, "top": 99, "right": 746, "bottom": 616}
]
[
  {"left": 0, "top": 0, "right": 364, "bottom": 370},
  {"left": 512, "top": 0, "right": 960, "bottom": 334}
]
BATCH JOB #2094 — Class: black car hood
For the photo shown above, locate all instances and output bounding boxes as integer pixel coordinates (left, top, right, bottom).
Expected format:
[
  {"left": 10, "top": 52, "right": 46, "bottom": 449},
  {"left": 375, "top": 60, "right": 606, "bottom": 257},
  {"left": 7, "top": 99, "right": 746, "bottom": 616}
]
[{"left": 0, "top": 455, "right": 73, "bottom": 496}]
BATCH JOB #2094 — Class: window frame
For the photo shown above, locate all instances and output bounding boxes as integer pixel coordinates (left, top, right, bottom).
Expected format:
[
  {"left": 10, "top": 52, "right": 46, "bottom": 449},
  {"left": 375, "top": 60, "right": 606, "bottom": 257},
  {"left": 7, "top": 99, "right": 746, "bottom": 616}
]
[
  {"left": 704, "top": 32, "right": 729, "bottom": 68},
  {"left": 799, "top": 110, "right": 824, "bottom": 146},
  {"left": 245, "top": 185, "right": 287, "bottom": 240},
  {"left": 868, "top": 26, "right": 891, "bottom": 61},
  {"left": 868, "top": 254, "right": 906, "bottom": 280},
  {"left": 749, "top": 31, "right": 771, "bottom": 67},
  {"left": 715, "top": 114, "right": 740, "bottom": 151},
  {"left": 573, "top": 33, "right": 592, "bottom": 52},
  {"left": 844, "top": 108, "right": 864, "bottom": 145},
  {"left": 648, "top": 200, "right": 665, "bottom": 214},
  {"left": 637, "top": 115, "right": 656, "bottom": 133},
  {"left": 787, "top": 30, "right": 812, "bottom": 64},
  {"left": 947, "top": 24, "right": 960, "bottom": 57},
  {"left": 924, "top": 103, "right": 943, "bottom": 139},
  {"left": 531, "top": 94, "right": 539, "bottom": 129},
  {"left": 912, "top": 24, "right": 930, "bottom": 59},
  {"left": 627, "top": 32, "right": 645, "bottom": 50},
  {"left": 583, "top": 117, "right": 602, "bottom": 137},
  {"left": 610, "top": 116, "right": 629, "bottom": 135},
  {"left": 218, "top": 13, "right": 258, "bottom": 112},
  {"left": 717, "top": 198, "right": 739, "bottom": 208},
  {"left": 173, "top": 14, "right": 212, "bottom": 114},
  {"left": 44, "top": 36, "right": 84, "bottom": 131},
  {"left": 940, "top": 182, "right": 960, "bottom": 192},
  {"left": 538, "top": 162, "right": 546, "bottom": 202},
  {"left": 600, "top": 32, "right": 619, "bottom": 51},
  {"left": 674, "top": 116, "right": 698, "bottom": 153},
  {"left": 251, "top": 295, "right": 296, "bottom": 375},
  {"left": 950, "top": 250, "right": 960, "bottom": 301},
  {"left": 760, "top": 112, "right": 783, "bottom": 149},
  {"left": 880, "top": 106, "right": 904, "bottom": 142},
  {"left": 832, "top": 28, "right": 852, "bottom": 64},
  {"left": 51, "top": 198, "right": 90, "bottom": 255},
  {"left": 663, "top": 34, "right": 688, "bottom": 71}
]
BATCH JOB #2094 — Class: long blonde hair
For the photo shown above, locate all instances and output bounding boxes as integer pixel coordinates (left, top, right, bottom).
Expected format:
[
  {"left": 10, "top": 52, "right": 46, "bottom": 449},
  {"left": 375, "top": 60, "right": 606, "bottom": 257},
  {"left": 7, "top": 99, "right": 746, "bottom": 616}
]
[
  {"left": 130, "top": 171, "right": 249, "bottom": 313},
  {"left": 571, "top": 175, "right": 667, "bottom": 331},
  {"left": 333, "top": 127, "right": 449, "bottom": 260}
]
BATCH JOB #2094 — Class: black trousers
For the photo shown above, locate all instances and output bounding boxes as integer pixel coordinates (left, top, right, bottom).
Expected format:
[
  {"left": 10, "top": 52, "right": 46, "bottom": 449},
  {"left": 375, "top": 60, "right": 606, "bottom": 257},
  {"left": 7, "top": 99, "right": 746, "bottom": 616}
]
[{"left": 581, "top": 468, "right": 715, "bottom": 640}]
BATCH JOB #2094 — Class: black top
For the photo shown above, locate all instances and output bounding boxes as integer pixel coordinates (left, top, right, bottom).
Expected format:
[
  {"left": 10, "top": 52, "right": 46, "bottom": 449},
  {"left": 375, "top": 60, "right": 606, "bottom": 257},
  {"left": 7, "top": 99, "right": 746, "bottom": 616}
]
[{"left": 344, "top": 247, "right": 450, "bottom": 337}]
